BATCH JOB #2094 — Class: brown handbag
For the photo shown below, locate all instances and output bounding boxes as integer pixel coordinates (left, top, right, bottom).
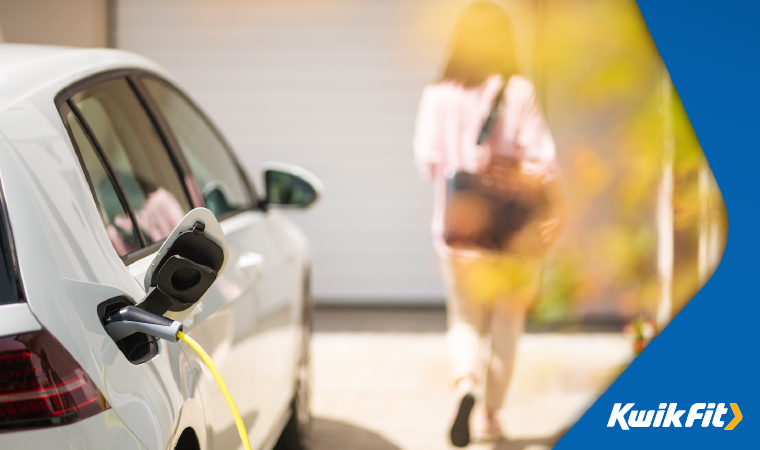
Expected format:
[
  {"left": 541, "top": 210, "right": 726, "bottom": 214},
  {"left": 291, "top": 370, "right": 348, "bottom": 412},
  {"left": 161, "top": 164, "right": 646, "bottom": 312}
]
[{"left": 443, "top": 82, "right": 553, "bottom": 258}]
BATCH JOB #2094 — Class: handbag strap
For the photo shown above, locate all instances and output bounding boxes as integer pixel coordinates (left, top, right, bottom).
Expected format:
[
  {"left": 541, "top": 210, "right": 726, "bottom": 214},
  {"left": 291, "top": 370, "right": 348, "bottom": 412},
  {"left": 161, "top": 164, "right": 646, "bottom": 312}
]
[{"left": 476, "top": 79, "right": 508, "bottom": 145}]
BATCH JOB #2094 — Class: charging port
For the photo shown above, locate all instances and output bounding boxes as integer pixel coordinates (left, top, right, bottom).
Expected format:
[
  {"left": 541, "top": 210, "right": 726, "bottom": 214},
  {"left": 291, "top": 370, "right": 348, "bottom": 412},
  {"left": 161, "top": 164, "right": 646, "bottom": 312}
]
[{"left": 97, "top": 296, "right": 159, "bottom": 365}]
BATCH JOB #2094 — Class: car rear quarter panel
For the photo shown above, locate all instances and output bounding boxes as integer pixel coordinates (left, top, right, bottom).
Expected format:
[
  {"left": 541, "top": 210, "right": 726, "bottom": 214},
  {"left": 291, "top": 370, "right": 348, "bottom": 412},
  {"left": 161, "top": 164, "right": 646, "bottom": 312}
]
[{"left": 0, "top": 55, "right": 205, "bottom": 449}]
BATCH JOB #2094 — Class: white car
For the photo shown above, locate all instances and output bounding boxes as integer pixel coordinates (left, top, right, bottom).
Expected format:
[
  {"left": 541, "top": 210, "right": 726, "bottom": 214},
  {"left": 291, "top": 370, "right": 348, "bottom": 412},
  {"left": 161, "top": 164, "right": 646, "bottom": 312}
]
[{"left": 0, "top": 44, "right": 320, "bottom": 450}]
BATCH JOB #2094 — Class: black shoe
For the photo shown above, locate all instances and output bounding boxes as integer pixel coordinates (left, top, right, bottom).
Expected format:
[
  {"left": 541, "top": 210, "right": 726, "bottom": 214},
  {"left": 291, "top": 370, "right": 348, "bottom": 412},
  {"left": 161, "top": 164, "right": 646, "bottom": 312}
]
[{"left": 450, "top": 393, "right": 475, "bottom": 448}]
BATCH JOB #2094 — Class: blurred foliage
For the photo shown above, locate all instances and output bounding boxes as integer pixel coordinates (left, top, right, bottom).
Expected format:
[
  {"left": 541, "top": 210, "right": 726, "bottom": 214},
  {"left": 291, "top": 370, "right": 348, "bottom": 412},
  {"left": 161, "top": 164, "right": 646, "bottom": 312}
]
[
  {"left": 532, "top": 251, "right": 594, "bottom": 323},
  {"left": 525, "top": 0, "right": 727, "bottom": 323}
]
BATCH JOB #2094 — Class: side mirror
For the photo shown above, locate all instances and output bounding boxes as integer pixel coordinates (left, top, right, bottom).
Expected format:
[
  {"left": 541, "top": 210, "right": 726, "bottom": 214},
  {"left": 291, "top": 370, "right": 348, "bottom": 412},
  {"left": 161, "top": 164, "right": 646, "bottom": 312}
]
[
  {"left": 137, "top": 208, "right": 229, "bottom": 322},
  {"left": 261, "top": 162, "right": 324, "bottom": 209}
]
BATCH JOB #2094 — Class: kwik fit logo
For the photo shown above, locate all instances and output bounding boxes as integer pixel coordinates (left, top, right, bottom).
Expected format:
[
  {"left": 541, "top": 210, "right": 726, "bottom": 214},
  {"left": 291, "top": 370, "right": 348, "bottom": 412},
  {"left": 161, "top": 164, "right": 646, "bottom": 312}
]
[{"left": 608, "top": 403, "right": 742, "bottom": 430}]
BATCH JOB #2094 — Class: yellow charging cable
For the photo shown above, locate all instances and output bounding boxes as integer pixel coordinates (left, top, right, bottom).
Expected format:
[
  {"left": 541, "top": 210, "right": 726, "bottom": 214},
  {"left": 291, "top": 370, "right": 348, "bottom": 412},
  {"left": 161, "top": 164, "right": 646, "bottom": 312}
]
[{"left": 177, "top": 330, "right": 252, "bottom": 450}]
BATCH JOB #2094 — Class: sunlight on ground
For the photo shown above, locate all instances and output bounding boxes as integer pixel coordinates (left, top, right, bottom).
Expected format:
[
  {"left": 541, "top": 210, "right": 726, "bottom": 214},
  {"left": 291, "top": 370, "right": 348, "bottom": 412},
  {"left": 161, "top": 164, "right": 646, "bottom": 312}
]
[{"left": 310, "top": 331, "right": 630, "bottom": 450}]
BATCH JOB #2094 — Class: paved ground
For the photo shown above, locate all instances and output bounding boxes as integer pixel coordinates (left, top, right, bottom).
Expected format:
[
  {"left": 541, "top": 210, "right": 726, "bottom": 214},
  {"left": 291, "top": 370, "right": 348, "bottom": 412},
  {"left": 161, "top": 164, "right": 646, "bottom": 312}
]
[{"left": 308, "top": 307, "right": 631, "bottom": 450}]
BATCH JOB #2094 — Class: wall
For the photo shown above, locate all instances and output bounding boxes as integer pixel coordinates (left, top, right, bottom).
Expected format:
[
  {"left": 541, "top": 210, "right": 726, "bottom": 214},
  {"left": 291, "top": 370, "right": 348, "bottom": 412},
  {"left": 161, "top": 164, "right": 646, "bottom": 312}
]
[{"left": 0, "top": 0, "right": 108, "bottom": 47}]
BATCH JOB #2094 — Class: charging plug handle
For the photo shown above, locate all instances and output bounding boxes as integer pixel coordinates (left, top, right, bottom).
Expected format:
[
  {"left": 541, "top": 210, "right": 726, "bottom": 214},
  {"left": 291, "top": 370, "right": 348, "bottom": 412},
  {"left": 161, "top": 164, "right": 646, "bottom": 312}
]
[{"left": 104, "top": 306, "right": 183, "bottom": 342}]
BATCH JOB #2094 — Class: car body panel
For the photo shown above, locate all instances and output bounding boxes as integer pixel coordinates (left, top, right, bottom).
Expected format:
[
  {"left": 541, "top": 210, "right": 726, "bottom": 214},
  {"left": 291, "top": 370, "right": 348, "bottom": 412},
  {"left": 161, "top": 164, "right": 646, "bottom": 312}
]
[
  {"left": 0, "top": 410, "right": 147, "bottom": 449},
  {"left": 0, "top": 95, "right": 194, "bottom": 449},
  {"left": 0, "top": 302, "right": 41, "bottom": 335}
]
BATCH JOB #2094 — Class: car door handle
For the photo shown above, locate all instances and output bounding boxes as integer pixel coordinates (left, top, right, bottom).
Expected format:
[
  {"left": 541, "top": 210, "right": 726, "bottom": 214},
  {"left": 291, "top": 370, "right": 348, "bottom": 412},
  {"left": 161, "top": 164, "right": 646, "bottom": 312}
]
[{"left": 237, "top": 252, "right": 264, "bottom": 273}]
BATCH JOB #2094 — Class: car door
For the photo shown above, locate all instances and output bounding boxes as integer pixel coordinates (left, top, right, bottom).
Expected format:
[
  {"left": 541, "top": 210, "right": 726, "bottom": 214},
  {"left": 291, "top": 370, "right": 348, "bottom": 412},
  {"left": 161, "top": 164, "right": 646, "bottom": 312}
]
[
  {"left": 58, "top": 76, "right": 203, "bottom": 450},
  {"left": 135, "top": 76, "right": 296, "bottom": 449}
]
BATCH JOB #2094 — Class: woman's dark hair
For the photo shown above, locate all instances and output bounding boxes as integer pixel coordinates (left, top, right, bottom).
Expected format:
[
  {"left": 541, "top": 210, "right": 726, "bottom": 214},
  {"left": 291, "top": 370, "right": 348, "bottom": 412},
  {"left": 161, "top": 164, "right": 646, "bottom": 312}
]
[{"left": 441, "top": 1, "right": 519, "bottom": 87}]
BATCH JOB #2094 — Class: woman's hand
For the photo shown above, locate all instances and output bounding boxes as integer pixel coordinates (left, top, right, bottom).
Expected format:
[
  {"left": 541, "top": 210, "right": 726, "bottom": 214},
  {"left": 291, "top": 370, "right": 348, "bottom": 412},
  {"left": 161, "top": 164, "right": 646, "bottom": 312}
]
[
  {"left": 538, "top": 178, "right": 565, "bottom": 244},
  {"left": 538, "top": 217, "right": 562, "bottom": 243}
]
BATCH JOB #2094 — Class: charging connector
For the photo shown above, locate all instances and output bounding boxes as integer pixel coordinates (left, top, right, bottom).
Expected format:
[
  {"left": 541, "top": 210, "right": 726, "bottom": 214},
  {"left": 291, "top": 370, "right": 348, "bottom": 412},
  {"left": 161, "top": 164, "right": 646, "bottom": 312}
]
[{"left": 104, "top": 306, "right": 183, "bottom": 343}]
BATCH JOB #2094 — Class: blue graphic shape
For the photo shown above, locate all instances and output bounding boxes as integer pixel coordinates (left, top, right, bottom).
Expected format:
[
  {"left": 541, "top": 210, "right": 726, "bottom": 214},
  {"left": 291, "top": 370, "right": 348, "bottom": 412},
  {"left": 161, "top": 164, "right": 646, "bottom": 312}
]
[{"left": 556, "top": 1, "right": 758, "bottom": 448}]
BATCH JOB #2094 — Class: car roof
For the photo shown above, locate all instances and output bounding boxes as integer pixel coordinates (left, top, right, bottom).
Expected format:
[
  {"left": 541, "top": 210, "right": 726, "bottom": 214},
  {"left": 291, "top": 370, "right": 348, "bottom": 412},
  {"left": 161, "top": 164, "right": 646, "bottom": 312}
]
[{"left": 0, "top": 44, "right": 173, "bottom": 112}]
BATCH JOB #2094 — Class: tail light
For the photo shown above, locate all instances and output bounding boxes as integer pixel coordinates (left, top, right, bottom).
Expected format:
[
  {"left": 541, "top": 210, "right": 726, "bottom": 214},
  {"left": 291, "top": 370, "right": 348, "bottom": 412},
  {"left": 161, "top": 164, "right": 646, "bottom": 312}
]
[{"left": 0, "top": 329, "right": 109, "bottom": 431}]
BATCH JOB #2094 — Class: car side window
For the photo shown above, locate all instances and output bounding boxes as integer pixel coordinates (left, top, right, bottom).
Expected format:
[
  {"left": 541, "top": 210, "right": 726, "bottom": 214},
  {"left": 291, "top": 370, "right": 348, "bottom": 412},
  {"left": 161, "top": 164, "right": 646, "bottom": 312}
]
[
  {"left": 140, "top": 77, "right": 253, "bottom": 217},
  {"left": 64, "top": 108, "right": 142, "bottom": 256},
  {"left": 71, "top": 78, "right": 191, "bottom": 246}
]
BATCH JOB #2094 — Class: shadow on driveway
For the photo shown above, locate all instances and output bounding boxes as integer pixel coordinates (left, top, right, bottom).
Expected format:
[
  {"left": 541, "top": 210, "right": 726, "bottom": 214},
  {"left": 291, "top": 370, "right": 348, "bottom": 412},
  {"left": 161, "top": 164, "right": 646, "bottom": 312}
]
[
  {"left": 310, "top": 417, "right": 401, "bottom": 450},
  {"left": 494, "top": 427, "right": 570, "bottom": 450}
]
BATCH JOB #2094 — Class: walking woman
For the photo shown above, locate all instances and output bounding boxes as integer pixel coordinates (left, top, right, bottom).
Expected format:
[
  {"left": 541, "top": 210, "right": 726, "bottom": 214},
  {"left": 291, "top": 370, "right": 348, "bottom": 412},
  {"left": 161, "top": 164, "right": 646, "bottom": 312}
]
[{"left": 414, "top": 2, "right": 563, "bottom": 446}]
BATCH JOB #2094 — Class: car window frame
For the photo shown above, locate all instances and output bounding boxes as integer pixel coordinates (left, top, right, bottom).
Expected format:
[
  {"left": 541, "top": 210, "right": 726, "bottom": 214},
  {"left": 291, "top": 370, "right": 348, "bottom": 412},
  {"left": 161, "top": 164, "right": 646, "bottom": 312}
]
[
  {"left": 131, "top": 73, "right": 259, "bottom": 221},
  {"left": 0, "top": 177, "right": 24, "bottom": 304},
  {"left": 56, "top": 69, "right": 261, "bottom": 266},
  {"left": 60, "top": 101, "right": 145, "bottom": 254},
  {"left": 57, "top": 70, "right": 199, "bottom": 264}
]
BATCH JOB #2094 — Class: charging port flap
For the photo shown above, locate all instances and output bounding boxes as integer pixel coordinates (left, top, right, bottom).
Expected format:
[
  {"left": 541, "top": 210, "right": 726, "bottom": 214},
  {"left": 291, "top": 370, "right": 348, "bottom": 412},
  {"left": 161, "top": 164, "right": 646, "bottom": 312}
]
[{"left": 137, "top": 208, "right": 229, "bottom": 320}]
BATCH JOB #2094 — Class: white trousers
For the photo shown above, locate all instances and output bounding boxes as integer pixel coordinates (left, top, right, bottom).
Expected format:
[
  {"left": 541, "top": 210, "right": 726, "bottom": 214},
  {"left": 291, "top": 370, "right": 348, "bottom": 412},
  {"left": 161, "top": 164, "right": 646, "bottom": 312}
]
[{"left": 441, "top": 258, "right": 536, "bottom": 412}]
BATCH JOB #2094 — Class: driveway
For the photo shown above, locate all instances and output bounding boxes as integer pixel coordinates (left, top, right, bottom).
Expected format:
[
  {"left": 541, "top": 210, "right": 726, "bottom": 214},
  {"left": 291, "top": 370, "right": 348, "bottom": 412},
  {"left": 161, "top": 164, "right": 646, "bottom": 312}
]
[{"left": 309, "top": 307, "right": 630, "bottom": 450}]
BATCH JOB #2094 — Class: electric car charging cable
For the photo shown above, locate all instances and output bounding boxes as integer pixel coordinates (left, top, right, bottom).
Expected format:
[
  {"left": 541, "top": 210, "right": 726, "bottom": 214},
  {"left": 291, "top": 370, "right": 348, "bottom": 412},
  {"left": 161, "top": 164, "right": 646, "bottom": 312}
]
[
  {"left": 104, "top": 306, "right": 252, "bottom": 450},
  {"left": 176, "top": 330, "right": 252, "bottom": 450}
]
